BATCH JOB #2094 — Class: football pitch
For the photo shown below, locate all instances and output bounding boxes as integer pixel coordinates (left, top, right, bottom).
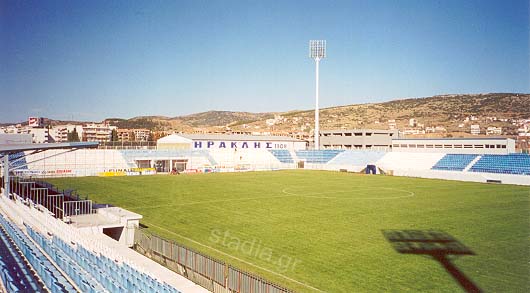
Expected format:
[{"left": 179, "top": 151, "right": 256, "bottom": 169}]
[{"left": 47, "top": 170, "right": 529, "bottom": 292}]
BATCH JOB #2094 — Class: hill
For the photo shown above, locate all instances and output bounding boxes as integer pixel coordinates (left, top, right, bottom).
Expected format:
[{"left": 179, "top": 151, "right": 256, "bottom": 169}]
[
  {"left": 5, "top": 93, "right": 528, "bottom": 137},
  {"left": 229, "top": 93, "right": 530, "bottom": 136},
  {"left": 102, "top": 93, "right": 527, "bottom": 135}
]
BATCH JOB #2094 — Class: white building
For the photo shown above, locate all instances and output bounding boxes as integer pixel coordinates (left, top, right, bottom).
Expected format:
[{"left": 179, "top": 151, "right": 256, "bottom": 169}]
[
  {"left": 320, "top": 129, "right": 398, "bottom": 150},
  {"left": 392, "top": 138, "right": 515, "bottom": 154},
  {"left": 50, "top": 125, "right": 83, "bottom": 142},
  {"left": 16, "top": 126, "right": 50, "bottom": 143},
  {"left": 157, "top": 134, "right": 306, "bottom": 150},
  {"left": 0, "top": 133, "right": 32, "bottom": 144},
  {"left": 470, "top": 124, "right": 480, "bottom": 135},
  {"left": 402, "top": 129, "right": 425, "bottom": 135},
  {"left": 486, "top": 127, "right": 502, "bottom": 136},
  {"left": 0, "top": 125, "right": 18, "bottom": 134},
  {"left": 132, "top": 129, "right": 151, "bottom": 141},
  {"left": 388, "top": 119, "right": 397, "bottom": 130},
  {"left": 82, "top": 123, "right": 116, "bottom": 142}
]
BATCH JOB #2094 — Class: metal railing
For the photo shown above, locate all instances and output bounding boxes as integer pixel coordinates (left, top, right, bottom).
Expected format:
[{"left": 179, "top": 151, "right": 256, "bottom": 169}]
[
  {"left": 134, "top": 228, "right": 294, "bottom": 293},
  {"left": 97, "top": 141, "right": 158, "bottom": 149},
  {"left": 4, "top": 176, "right": 96, "bottom": 219}
]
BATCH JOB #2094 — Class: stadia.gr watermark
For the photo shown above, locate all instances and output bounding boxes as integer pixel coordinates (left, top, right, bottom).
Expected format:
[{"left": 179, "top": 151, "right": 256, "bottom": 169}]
[{"left": 209, "top": 229, "right": 302, "bottom": 273}]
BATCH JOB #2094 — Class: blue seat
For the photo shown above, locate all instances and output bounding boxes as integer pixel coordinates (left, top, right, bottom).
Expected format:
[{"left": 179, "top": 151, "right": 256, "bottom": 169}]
[
  {"left": 269, "top": 150, "right": 294, "bottom": 163},
  {"left": 295, "top": 150, "right": 344, "bottom": 164},
  {"left": 432, "top": 154, "right": 478, "bottom": 171},
  {"left": 469, "top": 154, "right": 530, "bottom": 175},
  {"left": 0, "top": 215, "right": 182, "bottom": 293},
  {"left": 0, "top": 216, "right": 69, "bottom": 292}
]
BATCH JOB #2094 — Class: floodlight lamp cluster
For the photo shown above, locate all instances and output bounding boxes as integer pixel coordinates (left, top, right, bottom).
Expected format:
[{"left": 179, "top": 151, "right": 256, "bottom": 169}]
[{"left": 309, "top": 40, "right": 326, "bottom": 60}]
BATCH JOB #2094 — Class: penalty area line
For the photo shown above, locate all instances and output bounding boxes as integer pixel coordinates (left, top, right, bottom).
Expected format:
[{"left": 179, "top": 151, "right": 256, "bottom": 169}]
[{"left": 145, "top": 222, "right": 325, "bottom": 293}]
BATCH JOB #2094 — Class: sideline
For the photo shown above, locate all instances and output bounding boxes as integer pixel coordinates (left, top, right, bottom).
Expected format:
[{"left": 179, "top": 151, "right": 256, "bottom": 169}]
[{"left": 146, "top": 222, "right": 325, "bottom": 292}]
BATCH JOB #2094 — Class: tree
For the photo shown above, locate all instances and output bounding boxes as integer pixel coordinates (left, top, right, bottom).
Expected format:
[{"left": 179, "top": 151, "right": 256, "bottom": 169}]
[
  {"left": 148, "top": 132, "right": 155, "bottom": 142},
  {"left": 110, "top": 129, "right": 119, "bottom": 142},
  {"left": 67, "top": 128, "right": 80, "bottom": 142}
]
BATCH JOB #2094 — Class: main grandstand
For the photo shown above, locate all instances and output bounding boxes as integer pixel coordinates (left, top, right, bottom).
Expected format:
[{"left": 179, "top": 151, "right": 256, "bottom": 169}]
[
  {"left": 12, "top": 134, "right": 530, "bottom": 185},
  {"left": 0, "top": 133, "right": 529, "bottom": 292}
]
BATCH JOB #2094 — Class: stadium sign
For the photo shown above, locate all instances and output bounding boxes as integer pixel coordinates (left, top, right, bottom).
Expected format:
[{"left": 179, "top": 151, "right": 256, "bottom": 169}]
[
  {"left": 28, "top": 117, "right": 44, "bottom": 127},
  {"left": 193, "top": 141, "right": 289, "bottom": 149},
  {"left": 14, "top": 169, "right": 73, "bottom": 176}
]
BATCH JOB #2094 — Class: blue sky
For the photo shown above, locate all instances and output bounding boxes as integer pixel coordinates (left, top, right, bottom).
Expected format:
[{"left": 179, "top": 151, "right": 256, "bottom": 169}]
[{"left": 1, "top": 0, "right": 528, "bottom": 122}]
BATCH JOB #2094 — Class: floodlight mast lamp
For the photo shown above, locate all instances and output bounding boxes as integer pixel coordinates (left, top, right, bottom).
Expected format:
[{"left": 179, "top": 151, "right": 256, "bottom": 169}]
[{"left": 309, "top": 40, "right": 326, "bottom": 150}]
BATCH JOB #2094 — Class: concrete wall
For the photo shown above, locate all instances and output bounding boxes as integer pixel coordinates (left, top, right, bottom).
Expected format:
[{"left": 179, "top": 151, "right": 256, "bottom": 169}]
[
  {"left": 0, "top": 134, "right": 32, "bottom": 144},
  {"left": 391, "top": 138, "right": 515, "bottom": 154},
  {"left": 392, "top": 169, "right": 530, "bottom": 186},
  {"left": 320, "top": 129, "right": 397, "bottom": 149}
]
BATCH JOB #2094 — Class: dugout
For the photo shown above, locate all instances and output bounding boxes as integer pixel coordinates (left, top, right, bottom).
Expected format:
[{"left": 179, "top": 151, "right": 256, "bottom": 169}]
[{"left": 365, "top": 164, "right": 377, "bottom": 174}]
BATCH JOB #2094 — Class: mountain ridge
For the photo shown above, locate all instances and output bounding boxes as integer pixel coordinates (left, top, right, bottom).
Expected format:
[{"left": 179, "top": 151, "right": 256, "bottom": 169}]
[{"left": 3, "top": 93, "right": 529, "bottom": 136}]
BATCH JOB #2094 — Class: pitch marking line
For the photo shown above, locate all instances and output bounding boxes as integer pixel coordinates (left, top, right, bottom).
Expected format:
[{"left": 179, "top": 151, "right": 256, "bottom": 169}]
[
  {"left": 130, "top": 187, "right": 415, "bottom": 210},
  {"left": 146, "top": 222, "right": 325, "bottom": 292},
  {"left": 128, "top": 194, "right": 296, "bottom": 210},
  {"left": 281, "top": 187, "right": 415, "bottom": 200}
]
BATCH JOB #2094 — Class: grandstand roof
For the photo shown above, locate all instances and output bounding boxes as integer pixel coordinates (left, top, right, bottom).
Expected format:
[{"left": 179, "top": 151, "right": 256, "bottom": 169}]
[
  {"left": 157, "top": 134, "right": 193, "bottom": 144},
  {"left": 0, "top": 142, "right": 99, "bottom": 155},
  {"left": 179, "top": 133, "right": 304, "bottom": 142},
  {"left": 321, "top": 129, "right": 398, "bottom": 133},
  {"left": 393, "top": 138, "right": 513, "bottom": 141}
]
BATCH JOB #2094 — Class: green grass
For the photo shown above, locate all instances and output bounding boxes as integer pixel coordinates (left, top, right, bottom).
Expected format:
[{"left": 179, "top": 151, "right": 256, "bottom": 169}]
[{"left": 46, "top": 171, "right": 529, "bottom": 292}]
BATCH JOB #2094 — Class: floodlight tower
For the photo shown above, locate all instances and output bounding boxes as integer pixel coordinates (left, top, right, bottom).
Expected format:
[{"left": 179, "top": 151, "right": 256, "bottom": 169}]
[{"left": 309, "top": 40, "right": 326, "bottom": 150}]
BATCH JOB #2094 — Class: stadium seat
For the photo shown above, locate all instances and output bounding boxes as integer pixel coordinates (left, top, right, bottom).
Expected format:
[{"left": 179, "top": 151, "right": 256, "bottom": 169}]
[
  {"left": 0, "top": 223, "right": 42, "bottom": 292},
  {"left": 295, "top": 150, "right": 344, "bottom": 164},
  {"left": 0, "top": 215, "right": 76, "bottom": 293},
  {"left": 469, "top": 154, "right": 530, "bottom": 175},
  {"left": 431, "top": 154, "right": 478, "bottom": 171},
  {"left": 269, "top": 150, "right": 295, "bottom": 163}
]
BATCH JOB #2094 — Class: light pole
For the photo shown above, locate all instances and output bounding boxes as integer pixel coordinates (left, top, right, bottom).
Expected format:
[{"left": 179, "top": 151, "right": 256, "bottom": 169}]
[{"left": 309, "top": 40, "right": 326, "bottom": 150}]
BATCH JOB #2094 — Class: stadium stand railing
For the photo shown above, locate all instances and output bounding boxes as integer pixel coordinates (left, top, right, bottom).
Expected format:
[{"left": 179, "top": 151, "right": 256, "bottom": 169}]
[
  {"left": 469, "top": 154, "right": 530, "bottom": 175},
  {"left": 7, "top": 176, "right": 96, "bottom": 220},
  {"left": 431, "top": 154, "right": 479, "bottom": 171},
  {"left": 134, "top": 228, "right": 294, "bottom": 293}
]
